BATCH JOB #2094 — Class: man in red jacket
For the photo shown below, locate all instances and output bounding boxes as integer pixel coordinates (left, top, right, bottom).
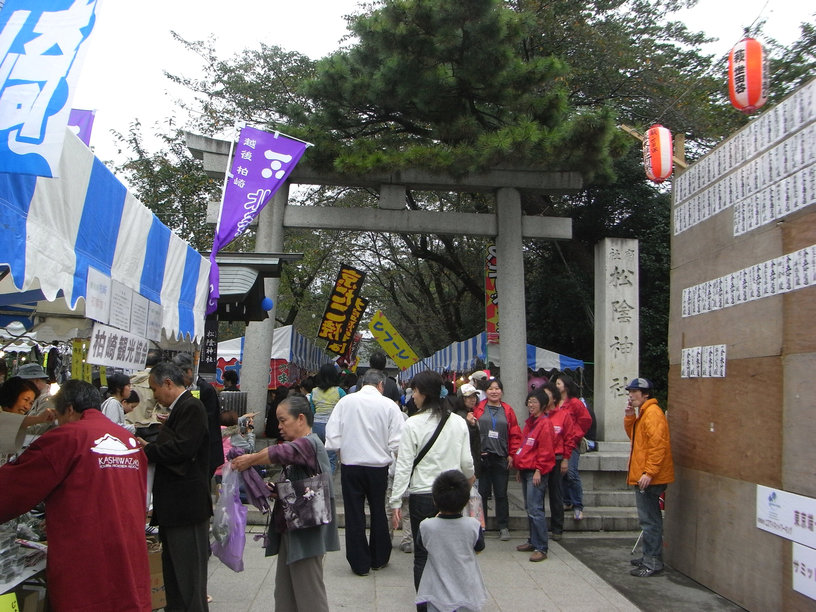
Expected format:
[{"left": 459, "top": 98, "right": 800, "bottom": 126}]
[{"left": 0, "top": 380, "right": 151, "bottom": 611}]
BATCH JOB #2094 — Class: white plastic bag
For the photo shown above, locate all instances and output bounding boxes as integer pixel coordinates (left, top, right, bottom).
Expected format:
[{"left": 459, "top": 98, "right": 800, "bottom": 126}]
[{"left": 210, "top": 462, "right": 248, "bottom": 572}]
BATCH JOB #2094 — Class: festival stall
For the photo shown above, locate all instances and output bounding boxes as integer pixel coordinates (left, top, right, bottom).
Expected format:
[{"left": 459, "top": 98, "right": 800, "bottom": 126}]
[
  {"left": 216, "top": 325, "right": 332, "bottom": 389},
  {"left": 0, "top": 129, "right": 210, "bottom": 361},
  {"left": 399, "top": 332, "right": 584, "bottom": 381}
]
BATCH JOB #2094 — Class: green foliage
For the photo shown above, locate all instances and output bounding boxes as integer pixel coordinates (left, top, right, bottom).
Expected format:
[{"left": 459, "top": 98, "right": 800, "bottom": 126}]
[
  {"left": 114, "top": 122, "right": 222, "bottom": 251},
  {"left": 114, "top": 0, "right": 813, "bottom": 375},
  {"left": 302, "top": 0, "right": 621, "bottom": 179},
  {"left": 766, "top": 16, "right": 816, "bottom": 101}
]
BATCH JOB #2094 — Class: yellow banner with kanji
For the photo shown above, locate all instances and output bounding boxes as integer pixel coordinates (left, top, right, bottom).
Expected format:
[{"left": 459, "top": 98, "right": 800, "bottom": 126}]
[
  {"left": 368, "top": 310, "right": 420, "bottom": 371},
  {"left": 317, "top": 265, "right": 368, "bottom": 355}
]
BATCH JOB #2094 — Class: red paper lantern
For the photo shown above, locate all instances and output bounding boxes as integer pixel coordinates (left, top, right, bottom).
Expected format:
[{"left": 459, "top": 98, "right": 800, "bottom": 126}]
[
  {"left": 643, "top": 124, "right": 672, "bottom": 183},
  {"left": 728, "top": 37, "right": 768, "bottom": 113}
]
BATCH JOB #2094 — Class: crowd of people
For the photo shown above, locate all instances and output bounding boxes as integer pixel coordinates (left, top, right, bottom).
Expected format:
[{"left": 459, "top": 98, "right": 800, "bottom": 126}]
[{"left": 0, "top": 347, "right": 674, "bottom": 611}]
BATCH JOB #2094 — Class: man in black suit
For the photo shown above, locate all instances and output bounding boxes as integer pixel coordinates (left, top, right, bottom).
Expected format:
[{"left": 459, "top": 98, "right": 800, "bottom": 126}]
[
  {"left": 173, "top": 352, "right": 223, "bottom": 477},
  {"left": 140, "top": 361, "right": 212, "bottom": 611}
]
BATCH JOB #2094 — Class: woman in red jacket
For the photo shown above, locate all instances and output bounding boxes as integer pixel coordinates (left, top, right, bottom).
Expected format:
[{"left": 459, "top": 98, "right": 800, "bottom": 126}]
[
  {"left": 543, "top": 384, "right": 576, "bottom": 540},
  {"left": 513, "top": 388, "right": 556, "bottom": 562},
  {"left": 473, "top": 378, "right": 522, "bottom": 540},
  {"left": 556, "top": 373, "right": 592, "bottom": 521}
]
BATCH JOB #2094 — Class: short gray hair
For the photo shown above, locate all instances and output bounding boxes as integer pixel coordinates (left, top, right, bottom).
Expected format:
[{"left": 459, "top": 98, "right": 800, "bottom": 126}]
[
  {"left": 361, "top": 369, "right": 385, "bottom": 388},
  {"left": 149, "top": 361, "right": 186, "bottom": 387},
  {"left": 172, "top": 352, "right": 194, "bottom": 371}
]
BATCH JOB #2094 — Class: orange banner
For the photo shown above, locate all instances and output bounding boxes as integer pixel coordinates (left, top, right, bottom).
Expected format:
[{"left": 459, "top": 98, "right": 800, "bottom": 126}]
[{"left": 485, "top": 244, "right": 499, "bottom": 344}]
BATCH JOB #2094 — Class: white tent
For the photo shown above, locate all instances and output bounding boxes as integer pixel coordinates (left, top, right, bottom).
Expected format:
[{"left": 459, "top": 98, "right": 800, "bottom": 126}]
[{"left": 217, "top": 326, "right": 331, "bottom": 372}]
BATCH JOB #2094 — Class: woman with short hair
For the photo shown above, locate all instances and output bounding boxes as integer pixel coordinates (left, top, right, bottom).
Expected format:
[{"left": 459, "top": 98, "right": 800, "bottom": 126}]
[
  {"left": 101, "top": 373, "right": 136, "bottom": 434},
  {"left": 514, "top": 388, "right": 556, "bottom": 562},
  {"left": 0, "top": 377, "right": 39, "bottom": 415}
]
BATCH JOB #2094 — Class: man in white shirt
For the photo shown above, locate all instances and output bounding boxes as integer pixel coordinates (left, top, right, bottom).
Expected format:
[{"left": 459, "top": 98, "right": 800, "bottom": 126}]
[{"left": 325, "top": 369, "right": 404, "bottom": 576}]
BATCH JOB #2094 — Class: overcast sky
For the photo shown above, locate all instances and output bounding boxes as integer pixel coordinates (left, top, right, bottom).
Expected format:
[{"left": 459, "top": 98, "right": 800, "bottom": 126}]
[{"left": 71, "top": 0, "right": 814, "bottom": 164}]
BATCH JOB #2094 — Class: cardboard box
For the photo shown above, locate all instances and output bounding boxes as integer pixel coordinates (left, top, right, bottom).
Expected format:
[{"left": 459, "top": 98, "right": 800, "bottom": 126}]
[
  {"left": 17, "top": 588, "right": 42, "bottom": 612},
  {"left": 147, "top": 550, "right": 166, "bottom": 610}
]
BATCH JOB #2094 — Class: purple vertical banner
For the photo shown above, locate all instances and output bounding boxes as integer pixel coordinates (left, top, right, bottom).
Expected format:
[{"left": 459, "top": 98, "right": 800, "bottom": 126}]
[
  {"left": 207, "top": 126, "right": 308, "bottom": 314},
  {"left": 68, "top": 108, "right": 95, "bottom": 146}
]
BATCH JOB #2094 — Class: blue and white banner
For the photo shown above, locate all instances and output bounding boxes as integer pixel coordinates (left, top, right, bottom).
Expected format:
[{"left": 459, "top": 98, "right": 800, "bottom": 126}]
[
  {"left": 0, "top": 0, "right": 98, "bottom": 177},
  {"left": 0, "top": 128, "right": 211, "bottom": 341}
]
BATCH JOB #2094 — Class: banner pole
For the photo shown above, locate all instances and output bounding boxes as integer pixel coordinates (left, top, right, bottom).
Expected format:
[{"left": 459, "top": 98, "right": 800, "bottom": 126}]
[{"left": 214, "top": 122, "right": 243, "bottom": 239}]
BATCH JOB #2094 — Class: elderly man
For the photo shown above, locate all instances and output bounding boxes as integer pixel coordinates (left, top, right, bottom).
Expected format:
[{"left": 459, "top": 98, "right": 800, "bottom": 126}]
[
  {"left": 624, "top": 378, "right": 674, "bottom": 577},
  {"left": 0, "top": 380, "right": 151, "bottom": 611},
  {"left": 326, "top": 369, "right": 404, "bottom": 576},
  {"left": 141, "top": 362, "right": 212, "bottom": 611},
  {"left": 173, "top": 352, "right": 224, "bottom": 477}
]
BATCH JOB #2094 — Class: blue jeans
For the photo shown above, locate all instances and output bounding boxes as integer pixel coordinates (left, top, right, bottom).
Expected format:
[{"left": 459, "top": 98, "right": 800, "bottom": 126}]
[
  {"left": 562, "top": 449, "right": 583, "bottom": 510},
  {"left": 634, "top": 484, "right": 667, "bottom": 570},
  {"left": 478, "top": 454, "right": 510, "bottom": 530},
  {"left": 520, "top": 470, "right": 549, "bottom": 553},
  {"left": 311, "top": 421, "right": 337, "bottom": 474}
]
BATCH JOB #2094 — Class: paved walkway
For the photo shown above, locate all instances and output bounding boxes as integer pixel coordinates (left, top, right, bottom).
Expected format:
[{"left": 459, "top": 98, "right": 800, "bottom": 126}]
[{"left": 205, "top": 525, "right": 638, "bottom": 612}]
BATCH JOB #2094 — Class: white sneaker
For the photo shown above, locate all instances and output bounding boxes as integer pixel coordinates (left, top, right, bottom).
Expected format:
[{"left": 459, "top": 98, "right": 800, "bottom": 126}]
[
  {"left": 573, "top": 508, "right": 584, "bottom": 521},
  {"left": 499, "top": 528, "right": 511, "bottom": 541}
]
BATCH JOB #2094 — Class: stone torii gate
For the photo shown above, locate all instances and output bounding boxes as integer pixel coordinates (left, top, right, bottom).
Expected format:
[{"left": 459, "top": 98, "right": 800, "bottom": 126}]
[{"left": 187, "top": 132, "right": 582, "bottom": 423}]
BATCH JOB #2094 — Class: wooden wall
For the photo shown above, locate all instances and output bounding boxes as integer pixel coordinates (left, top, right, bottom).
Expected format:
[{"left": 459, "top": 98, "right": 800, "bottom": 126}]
[{"left": 666, "top": 80, "right": 816, "bottom": 611}]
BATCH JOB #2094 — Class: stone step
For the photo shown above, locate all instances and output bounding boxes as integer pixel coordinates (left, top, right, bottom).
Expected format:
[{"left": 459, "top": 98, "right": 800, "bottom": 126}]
[
  {"left": 596, "top": 441, "right": 631, "bottom": 452},
  {"left": 576, "top": 451, "right": 631, "bottom": 472},
  {"left": 582, "top": 489, "right": 638, "bottom": 507},
  {"left": 245, "top": 504, "right": 641, "bottom": 532}
]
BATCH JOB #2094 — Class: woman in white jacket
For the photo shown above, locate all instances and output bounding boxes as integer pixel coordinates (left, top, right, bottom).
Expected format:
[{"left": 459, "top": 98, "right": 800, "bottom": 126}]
[
  {"left": 100, "top": 373, "right": 135, "bottom": 434},
  {"left": 389, "top": 370, "right": 474, "bottom": 608}
]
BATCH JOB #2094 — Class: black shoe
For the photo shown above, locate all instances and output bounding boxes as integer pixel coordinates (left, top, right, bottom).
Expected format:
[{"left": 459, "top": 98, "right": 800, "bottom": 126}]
[
  {"left": 630, "top": 558, "right": 644, "bottom": 567},
  {"left": 372, "top": 563, "right": 388, "bottom": 571},
  {"left": 353, "top": 569, "right": 370, "bottom": 576},
  {"left": 630, "top": 566, "right": 663, "bottom": 577}
]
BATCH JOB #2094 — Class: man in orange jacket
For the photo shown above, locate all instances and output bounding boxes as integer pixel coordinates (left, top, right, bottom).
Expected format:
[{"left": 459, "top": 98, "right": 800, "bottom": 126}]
[{"left": 624, "top": 378, "right": 674, "bottom": 577}]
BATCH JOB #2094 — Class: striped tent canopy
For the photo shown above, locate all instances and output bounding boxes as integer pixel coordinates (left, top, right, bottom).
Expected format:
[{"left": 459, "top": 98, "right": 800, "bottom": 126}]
[
  {"left": 400, "top": 332, "right": 584, "bottom": 380},
  {"left": 0, "top": 129, "right": 210, "bottom": 342},
  {"left": 218, "top": 325, "right": 332, "bottom": 372}
]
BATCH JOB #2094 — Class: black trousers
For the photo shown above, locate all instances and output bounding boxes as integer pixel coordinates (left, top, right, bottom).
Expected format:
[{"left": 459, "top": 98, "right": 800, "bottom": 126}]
[
  {"left": 547, "top": 458, "right": 565, "bottom": 534},
  {"left": 478, "top": 453, "right": 510, "bottom": 530},
  {"left": 340, "top": 464, "right": 391, "bottom": 574},
  {"left": 159, "top": 520, "right": 209, "bottom": 611},
  {"left": 409, "top": 493, "right": 437, "bottom": 612}
]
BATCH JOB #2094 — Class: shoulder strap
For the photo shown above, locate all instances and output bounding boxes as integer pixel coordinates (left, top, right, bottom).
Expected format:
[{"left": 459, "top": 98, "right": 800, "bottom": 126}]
[
  {"left": 411, "top": 411, "right": 451, "bottom": 476},
  {"left": 285, "top": 436, "right": 322, "bottom": 479}
]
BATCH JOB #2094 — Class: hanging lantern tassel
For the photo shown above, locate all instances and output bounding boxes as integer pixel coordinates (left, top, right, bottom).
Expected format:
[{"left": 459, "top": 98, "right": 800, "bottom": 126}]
[
  {"left": 728, "top": 37, "right": 768, "bottom": 113},
  {"left": 643, "top": 124, "right": 673, "bottom": 184}
]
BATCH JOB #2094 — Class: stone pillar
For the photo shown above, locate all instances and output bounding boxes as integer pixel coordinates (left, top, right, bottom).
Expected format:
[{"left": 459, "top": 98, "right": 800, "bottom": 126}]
[
  {"left": 593, "top": 238, "right": 639, "bottom": 442},
  {"left": 242, "top": 185, "right": 288, "bottom": 432},
  {"left": 495, "top": 187, "right": 528, "bottom": 423}
]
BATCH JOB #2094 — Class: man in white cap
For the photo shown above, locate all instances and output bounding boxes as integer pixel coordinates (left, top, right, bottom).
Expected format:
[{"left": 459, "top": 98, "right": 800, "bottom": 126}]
[
  {"left": 468, "top": 370, "right": 489, "bottom": 402},
  {"left": 624, "top": 377, "right": 674, "bottom": 577}
]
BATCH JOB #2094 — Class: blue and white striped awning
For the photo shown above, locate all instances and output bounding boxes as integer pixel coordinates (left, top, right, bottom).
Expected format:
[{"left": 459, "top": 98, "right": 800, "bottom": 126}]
[
  {"left": 218, "top": 325, "right": 332, "bottom": 372},
  {"left": 0, "top": 129, "right": 210, "bottom": 341},
  {"left": 400, "top": 332, "right": 584, "bottom": 380}
]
